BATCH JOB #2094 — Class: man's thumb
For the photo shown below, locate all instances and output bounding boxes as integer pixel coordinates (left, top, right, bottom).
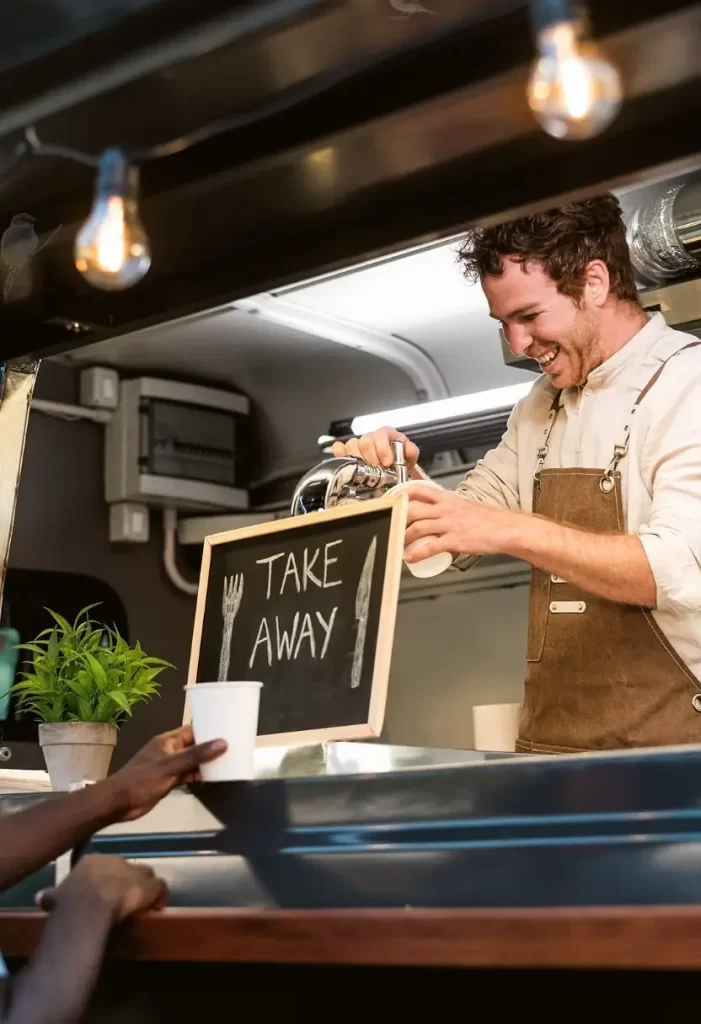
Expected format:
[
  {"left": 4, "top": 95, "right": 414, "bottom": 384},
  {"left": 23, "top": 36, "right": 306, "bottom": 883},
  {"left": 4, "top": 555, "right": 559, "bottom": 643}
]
[{"left": 35, "top": 887, "right": 58, "bottom": 912}]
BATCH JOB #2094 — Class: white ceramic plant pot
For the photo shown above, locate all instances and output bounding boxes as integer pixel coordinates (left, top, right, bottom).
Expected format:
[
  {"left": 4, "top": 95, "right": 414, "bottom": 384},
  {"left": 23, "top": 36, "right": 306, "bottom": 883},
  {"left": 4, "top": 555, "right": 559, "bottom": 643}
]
[{"left": 38, "top": 722, "right": 118, "bottom": 791}]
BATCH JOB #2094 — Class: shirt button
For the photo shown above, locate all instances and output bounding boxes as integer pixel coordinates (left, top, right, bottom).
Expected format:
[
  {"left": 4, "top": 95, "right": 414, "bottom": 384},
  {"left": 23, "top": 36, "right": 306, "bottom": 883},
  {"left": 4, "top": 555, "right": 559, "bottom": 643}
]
[{"left": 584, "top": 387, "right": 593, "bottom": 396}]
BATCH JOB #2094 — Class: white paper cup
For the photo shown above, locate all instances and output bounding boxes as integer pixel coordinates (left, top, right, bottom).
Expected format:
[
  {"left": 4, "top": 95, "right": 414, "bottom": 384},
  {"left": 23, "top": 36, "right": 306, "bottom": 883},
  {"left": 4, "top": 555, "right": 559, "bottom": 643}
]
[
  {"left": 184, "top": 681, "right": 263, "bottom": 781},
  {"left": 472, "top": 702, "right": 522, "bottom": 752},
  {"left": 387, "top": 479, "right": 453, "bottom": 578}
]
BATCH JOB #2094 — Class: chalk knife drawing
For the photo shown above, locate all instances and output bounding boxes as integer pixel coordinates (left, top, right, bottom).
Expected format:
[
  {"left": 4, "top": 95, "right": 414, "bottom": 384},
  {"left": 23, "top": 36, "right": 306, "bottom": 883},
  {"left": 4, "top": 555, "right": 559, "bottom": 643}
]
[
  {"left": 218, "top": 573, "right": 244, "bottom": 682},
  {"left": 351, "top": 536, "right": 377, "bottom": 689}
]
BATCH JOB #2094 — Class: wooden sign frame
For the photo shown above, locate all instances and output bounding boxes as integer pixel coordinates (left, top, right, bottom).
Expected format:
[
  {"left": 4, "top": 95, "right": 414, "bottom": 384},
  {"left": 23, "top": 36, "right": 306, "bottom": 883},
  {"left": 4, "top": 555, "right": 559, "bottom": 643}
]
[{"left": 185, "top": 491, "right": 408, "bottom": 745}]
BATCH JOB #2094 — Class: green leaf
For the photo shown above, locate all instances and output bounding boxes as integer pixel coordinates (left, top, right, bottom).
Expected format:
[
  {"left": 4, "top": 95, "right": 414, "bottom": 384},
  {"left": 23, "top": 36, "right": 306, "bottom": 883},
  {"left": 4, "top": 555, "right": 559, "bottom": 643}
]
[
  {"left": 65, "top": 678, "right": 91, "bottom": 700},
  {"left": 13, "top": 642, "right": 49, "bottom": 657},
  {"left": 47, "top": 609, "right": 72, "bottom": 635},
  {"left": 72, "top": 604, "right": 102, "bottom": 629},
  {"left": 83, "top": 652, "right": 107, "bottom": 689},
  {"left": 107, "top": 690, "right": 133, "bottom": 716},
  {"left": 77, "top": 697, "right": 94, "bottom": 720}
]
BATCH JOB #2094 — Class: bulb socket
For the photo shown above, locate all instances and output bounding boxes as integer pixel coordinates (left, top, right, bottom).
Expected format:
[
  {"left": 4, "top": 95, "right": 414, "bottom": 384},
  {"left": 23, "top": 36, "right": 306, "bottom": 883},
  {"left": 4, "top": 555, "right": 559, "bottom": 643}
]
[
  {"left": 95, "top": 147, "right": 139, "bottom": 202},
  {"left": 529, "top": 0, "right": 584, "bottom": 34}
]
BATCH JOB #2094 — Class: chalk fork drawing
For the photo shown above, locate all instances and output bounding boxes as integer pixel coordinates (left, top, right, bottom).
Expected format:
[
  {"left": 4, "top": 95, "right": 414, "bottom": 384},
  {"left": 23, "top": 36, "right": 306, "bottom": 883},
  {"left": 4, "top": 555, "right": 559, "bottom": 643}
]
[
  {"left": 1, "top": 214, "right": 61, "bottom": 302},
  {"left": 351, "top": 536, "right": 377, "bottom": 689},
  {"left": 387, "top": 0, "right": 435, "bottom": 17},
  {"left": 218, "top": 573, "right": 244, "bottom": 682}
]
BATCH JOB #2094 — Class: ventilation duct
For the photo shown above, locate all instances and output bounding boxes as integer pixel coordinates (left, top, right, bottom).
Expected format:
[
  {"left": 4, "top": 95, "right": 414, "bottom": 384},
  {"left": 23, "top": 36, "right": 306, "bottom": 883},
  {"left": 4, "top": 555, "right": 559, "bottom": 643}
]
[{"left": 627, "top": 182, "right": 701, "bottom": 284}]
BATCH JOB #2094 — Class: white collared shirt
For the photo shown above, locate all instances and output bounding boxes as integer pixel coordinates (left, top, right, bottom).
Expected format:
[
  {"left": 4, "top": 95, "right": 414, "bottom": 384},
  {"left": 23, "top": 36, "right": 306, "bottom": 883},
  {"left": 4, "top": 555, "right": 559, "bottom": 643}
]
[{"left": 457, "top": 312, "right": 701, "bottom": 678}]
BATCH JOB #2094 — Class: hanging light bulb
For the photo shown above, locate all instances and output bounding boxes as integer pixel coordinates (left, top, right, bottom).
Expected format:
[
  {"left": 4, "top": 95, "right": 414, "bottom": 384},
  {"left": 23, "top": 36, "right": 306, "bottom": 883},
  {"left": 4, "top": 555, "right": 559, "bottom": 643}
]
[
  {"left": 74, "top": 148, "right": 151, "bottom": 290},
  {"left": 527, "top": 0, "right": 622, "bottom": 140}
]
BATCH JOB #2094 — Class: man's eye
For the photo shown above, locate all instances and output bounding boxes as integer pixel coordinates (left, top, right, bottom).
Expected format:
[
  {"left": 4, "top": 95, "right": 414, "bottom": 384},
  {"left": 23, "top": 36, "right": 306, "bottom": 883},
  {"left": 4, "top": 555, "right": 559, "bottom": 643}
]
[{"left": 520, "top": 313, "right": 538, "bottom": 323}]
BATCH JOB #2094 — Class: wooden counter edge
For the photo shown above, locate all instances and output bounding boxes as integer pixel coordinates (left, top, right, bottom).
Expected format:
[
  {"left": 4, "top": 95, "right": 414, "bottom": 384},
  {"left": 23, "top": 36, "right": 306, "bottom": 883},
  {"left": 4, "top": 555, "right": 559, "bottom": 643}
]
[{"left": 3, "top": 906, "right": 701, "bottom": 968}]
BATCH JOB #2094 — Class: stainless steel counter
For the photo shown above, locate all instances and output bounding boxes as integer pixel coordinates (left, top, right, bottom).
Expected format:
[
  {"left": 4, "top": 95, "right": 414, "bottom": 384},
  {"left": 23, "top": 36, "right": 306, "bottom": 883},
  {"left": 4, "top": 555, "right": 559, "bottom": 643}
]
[{"left": 253, "top": 742, "right": 523, "bottom": 779}]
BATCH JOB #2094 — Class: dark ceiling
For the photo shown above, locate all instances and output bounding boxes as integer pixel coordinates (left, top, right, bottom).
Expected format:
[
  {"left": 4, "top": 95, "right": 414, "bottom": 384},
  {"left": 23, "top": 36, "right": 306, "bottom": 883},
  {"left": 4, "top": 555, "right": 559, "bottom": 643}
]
[{"left": 0, "top": 0, "right": 699, "bottom": 361}]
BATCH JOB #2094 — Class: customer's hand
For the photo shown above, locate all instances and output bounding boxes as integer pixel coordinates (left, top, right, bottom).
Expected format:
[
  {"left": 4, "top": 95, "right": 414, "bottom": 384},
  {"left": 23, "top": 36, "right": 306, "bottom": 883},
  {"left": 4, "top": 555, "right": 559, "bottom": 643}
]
[
  {"left": 331, "top": 427, "right": 421, "bottom": 474},
  {"left": 35, "top": 855, "right": 167, "bottom": 925},
  {"left": 107, "top": 725, "right": 227, "bottom": 821}
]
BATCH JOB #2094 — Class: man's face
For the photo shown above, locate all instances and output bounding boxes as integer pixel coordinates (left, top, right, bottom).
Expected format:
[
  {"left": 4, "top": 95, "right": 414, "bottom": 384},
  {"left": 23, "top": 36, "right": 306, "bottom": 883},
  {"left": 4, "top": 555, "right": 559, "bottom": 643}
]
[{"left": 483, "top": 257, "right": 602, "bottom": 388}]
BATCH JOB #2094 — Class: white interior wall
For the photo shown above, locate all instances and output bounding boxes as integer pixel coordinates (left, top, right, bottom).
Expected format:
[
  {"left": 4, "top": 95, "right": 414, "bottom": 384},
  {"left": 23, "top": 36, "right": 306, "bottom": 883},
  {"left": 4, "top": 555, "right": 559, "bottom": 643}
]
[{"left": 385, "top": 583, "right": 529, "bottom": 749}]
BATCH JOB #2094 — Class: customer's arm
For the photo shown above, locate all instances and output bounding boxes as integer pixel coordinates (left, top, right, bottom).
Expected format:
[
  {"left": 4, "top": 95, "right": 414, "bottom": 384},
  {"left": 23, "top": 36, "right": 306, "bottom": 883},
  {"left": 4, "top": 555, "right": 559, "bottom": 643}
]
[
  {"left": 3, "top": 856, "right": 166, "bottom": 1024},
  {"left": 0, "top": 725, "right": 226, "bottom": 892}
]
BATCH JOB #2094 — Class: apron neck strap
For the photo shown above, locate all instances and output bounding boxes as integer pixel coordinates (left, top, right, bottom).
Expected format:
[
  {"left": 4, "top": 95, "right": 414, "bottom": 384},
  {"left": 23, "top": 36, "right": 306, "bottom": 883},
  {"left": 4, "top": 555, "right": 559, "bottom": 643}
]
[{"left": 600, "top": 339, "right": 701, "bottom": 492}]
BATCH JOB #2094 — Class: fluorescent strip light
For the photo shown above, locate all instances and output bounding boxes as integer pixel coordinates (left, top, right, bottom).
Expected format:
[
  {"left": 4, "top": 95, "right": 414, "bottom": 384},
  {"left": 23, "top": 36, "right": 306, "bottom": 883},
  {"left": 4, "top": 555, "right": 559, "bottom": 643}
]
[{"left": 350, "top": 381, "right": 535, "bottom": 435}]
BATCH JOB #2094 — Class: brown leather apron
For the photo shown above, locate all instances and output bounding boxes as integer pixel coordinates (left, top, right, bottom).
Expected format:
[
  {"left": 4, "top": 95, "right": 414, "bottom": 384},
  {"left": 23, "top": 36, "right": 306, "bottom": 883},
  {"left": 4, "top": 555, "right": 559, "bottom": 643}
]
[{"left": 517, "top": 341, "right": 701, "bottom": 754}]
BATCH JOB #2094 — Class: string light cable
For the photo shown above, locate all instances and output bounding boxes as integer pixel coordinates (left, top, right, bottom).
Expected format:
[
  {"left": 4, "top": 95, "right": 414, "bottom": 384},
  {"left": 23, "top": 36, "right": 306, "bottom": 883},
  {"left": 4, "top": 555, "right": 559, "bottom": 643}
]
[{"left": 5, "top": 3, "right": 623, "bottom": 289}]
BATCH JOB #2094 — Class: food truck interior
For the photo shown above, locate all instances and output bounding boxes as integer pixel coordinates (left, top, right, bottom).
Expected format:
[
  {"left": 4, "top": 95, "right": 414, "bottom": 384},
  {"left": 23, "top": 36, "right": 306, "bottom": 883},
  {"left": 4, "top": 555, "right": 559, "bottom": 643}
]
[
  {"left": 0, "top": 0, "right": 700, "bottom": 767},
  {"left": 3, "top": 0, "right": 701, "bottom": 1008}
]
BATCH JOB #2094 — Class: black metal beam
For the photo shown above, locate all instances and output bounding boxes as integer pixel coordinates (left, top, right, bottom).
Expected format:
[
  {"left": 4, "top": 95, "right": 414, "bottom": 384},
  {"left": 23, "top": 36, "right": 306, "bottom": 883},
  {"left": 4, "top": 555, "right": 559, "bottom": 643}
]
[{"left": 0, "top": 0, "right": 698, "bottom": 362}]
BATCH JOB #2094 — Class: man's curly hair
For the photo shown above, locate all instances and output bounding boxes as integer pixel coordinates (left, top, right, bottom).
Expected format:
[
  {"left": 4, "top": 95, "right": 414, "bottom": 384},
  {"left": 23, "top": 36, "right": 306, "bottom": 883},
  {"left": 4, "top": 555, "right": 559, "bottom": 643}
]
[{"left": 457, "top": 194, "right": 638, "bottom": 305}]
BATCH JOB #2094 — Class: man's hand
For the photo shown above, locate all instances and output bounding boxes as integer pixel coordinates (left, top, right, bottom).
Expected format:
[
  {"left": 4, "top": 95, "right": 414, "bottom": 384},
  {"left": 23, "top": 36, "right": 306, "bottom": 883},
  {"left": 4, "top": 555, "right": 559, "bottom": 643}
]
[
  {"left": 403, "top": 483, "right": 656, "bottom": 606},
  {"left": 331, "top": 427, "right": 422, "bottom": 476},
  {"left": 35, "top": 855, "right": 167, "bottom": 925},
  {"left": 105, "top": 725, "right": 227, "bottom": 822},
  {"left": 403, "top": 483, "right": 515, "bottom": 561}
]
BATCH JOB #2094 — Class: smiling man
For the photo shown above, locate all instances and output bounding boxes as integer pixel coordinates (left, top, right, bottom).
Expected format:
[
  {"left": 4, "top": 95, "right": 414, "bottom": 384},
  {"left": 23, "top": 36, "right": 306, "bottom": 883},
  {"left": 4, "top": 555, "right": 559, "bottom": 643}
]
[{"left": 333, "top": 194, "right": 701, "bottom": 754}]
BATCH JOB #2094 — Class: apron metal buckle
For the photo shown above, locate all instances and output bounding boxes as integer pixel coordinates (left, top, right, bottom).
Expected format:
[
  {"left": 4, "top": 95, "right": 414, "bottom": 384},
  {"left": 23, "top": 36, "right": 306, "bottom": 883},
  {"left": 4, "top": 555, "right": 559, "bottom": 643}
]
[
  {"left": 692, "top": 694, "right": 701, "bottom": 713},
  {"left": 534, "top": 448, "right": 548, "bottom": 482}
]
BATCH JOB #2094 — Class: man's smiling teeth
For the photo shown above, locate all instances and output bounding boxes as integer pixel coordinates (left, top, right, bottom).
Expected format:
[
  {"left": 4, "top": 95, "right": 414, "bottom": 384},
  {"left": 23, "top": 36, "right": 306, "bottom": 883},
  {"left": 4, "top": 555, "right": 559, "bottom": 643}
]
[{"left": 537, "top": 346, "right": 560, "bottom": 367}]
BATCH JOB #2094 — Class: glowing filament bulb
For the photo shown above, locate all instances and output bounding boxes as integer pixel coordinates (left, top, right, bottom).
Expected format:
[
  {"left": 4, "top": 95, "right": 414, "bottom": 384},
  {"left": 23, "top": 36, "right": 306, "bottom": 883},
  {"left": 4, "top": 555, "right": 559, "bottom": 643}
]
[
  {"left": 527, "top": 17, "right": 622, "bottom": 140},
  {"left": 74, "top": 148, "right": 151, "bottom": 290}
]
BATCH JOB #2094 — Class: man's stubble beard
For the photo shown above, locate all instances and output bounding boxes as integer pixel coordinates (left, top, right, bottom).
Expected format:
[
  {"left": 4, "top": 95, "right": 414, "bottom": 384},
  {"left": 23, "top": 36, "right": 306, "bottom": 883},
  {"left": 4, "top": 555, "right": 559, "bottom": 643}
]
[{"left": 568, "top": 310, "right": 602, "bottom": 387}]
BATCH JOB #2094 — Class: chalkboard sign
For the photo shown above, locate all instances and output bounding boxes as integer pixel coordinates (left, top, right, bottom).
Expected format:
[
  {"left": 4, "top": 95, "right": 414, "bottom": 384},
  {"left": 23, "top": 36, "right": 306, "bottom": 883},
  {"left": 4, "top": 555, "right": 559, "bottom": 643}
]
[{"left": 186, "top": 493, "right": 408, "bottom": 744}]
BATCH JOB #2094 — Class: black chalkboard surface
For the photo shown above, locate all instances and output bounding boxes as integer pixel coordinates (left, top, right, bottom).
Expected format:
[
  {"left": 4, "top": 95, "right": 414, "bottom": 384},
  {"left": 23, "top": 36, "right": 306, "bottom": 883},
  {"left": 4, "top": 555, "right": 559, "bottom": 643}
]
[{"left": 186, "top": 493, "right": 407, "bottom": 744}]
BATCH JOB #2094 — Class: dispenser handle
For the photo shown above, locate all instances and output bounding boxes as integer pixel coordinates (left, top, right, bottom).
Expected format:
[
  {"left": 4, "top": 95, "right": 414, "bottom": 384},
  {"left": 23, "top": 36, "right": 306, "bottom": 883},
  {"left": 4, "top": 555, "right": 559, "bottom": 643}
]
[{"left": 390, "top": 439, "right": 408, "bottom": 485}]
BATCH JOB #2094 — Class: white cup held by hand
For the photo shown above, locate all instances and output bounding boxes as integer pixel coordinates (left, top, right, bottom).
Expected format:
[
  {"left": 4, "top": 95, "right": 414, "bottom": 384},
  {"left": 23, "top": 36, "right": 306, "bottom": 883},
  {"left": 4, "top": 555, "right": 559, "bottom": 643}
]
[
  {"left": 387, "top": 479, "right": 453, "bottom": 579},
  {"left": 184, "top": 681, "right": 262, "bottom": 781}
]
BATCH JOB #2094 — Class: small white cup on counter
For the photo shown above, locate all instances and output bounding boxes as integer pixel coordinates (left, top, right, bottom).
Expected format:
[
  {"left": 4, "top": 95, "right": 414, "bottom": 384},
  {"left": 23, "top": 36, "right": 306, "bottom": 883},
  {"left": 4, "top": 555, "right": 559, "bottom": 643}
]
[
  {"left": 387, "top": 479, "right": 454, "bottom": 578},
  {"left": 472, "top": 702, "right": 522, "bottom": 752},
  {"left": 184, "top": 681, "right": 263, "bottom": 781}
]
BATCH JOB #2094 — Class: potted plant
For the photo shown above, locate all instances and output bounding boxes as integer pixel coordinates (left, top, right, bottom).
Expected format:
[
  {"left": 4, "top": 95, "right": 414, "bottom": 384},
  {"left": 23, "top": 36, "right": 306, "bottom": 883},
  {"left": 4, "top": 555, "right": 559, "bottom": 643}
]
[{"left": 12, "top": 605, "right": 171, "bottom": 790}]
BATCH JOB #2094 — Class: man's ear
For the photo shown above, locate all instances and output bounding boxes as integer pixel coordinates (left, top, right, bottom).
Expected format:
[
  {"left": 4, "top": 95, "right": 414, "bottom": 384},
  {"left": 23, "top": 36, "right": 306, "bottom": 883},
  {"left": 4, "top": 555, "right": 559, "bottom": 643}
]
[{"left": 584, "top": 259, "right": 610, "bottom": 308}]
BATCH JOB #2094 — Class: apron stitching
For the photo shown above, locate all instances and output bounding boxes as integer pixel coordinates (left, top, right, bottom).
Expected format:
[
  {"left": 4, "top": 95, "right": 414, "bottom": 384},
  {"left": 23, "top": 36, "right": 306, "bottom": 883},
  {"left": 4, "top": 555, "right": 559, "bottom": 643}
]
[
  {"left": 639, "top": 609, "right": 701, "bottom": 690},
  {"left": 612, "top": 475, "right": 624, "bottom": 531},
  {"left": 517, "top": 739, "right": 588, "bottom": 754}
]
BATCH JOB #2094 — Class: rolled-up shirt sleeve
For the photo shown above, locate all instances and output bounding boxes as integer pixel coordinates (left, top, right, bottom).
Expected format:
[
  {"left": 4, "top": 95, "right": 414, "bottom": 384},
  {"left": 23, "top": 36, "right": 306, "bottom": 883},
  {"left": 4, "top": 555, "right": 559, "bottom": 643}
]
[
  {"left": 638, "top": 378, "right": 701, "bottom": 614},
  {"left": 451, "top": 399, "right": 523, "bottom": 570},
  {"left": 456, "top": 399, "right": 523, "bottom": 509}
]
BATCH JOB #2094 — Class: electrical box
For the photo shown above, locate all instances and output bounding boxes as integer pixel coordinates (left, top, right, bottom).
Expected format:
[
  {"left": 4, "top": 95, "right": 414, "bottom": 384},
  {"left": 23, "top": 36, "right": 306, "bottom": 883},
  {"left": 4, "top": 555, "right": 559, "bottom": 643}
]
[
  {"left": 109, "top": 502, "right": 150, "bottom": 543},
  {"left": 105, "top": 377, "right": 250, "bottom": 512},
  {"left": 80, "top": 366, "right": 120, "bottom": 409}
]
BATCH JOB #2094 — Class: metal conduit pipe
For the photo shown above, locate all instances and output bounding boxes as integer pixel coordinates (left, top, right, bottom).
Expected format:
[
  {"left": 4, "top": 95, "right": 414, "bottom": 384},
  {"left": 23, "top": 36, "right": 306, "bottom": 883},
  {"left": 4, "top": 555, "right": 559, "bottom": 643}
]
[{"left": 627, "top": 182, "right": 701, "bottom": 284}]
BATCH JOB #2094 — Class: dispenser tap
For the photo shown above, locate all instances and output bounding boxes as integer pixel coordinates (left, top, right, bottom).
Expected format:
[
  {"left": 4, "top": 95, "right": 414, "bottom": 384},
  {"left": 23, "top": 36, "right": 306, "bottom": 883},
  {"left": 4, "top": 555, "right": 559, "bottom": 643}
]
[{"left": 290, "top": 440, "right": 410, "bottom": 515}]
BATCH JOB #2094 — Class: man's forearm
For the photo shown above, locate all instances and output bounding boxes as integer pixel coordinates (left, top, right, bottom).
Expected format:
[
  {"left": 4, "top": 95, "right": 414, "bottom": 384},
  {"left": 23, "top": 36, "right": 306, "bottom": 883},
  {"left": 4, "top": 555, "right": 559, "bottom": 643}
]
[
  {"left": 5, "top": 895, "right": 113, "bottom": 1024},
  {"left": 502, "top": 513, "right": 657, "bottom": 607},
  {"left": 0, "top": 783, "right": 124, "bottom": 892}
]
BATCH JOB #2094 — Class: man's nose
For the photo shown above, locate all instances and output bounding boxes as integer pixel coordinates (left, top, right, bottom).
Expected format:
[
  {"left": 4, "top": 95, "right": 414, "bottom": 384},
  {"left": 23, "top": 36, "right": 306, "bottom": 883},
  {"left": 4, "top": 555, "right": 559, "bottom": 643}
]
[{"left": 501, "top": 323, "right": 532, "bottom": 358}]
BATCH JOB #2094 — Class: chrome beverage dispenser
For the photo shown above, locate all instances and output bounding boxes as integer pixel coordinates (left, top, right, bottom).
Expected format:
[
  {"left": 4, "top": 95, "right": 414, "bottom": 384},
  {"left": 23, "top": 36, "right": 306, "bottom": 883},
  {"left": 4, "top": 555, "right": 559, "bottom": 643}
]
[{"left": 290, "top": 440, "right": 408, "bottom": 515}]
